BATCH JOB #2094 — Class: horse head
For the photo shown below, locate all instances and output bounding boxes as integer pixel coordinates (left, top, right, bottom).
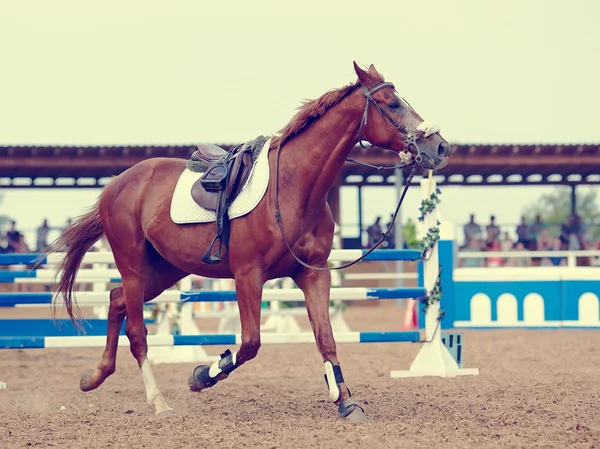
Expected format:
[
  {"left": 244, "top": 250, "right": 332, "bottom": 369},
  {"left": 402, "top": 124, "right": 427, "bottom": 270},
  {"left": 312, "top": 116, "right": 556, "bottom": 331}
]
[{"left": 353, "top": 62, "right": 450, "bottom": 170}]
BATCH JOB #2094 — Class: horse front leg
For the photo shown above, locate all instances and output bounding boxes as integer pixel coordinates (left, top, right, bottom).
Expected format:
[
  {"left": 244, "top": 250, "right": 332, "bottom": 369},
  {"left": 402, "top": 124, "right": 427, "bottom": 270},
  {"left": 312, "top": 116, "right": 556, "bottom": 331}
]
[
  {"left": 293, "top": 267, "right": 369, "bottom": 422},
  {"left": 189, "top": 268, "right": 264, "bottom": 391}
]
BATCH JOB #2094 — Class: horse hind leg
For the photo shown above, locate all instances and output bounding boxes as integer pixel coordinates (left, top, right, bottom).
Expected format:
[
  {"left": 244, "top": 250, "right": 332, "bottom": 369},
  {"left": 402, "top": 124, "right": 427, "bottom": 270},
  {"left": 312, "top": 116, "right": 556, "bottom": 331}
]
[
  {"left": 293, "top": 268, "right": 369, "bottom": 422},
  {"left": 80, "top": 286, "right": 126, "bottom": 391},
  {"left": 121, "top": 263, "right": 188, "bottom": 418}
]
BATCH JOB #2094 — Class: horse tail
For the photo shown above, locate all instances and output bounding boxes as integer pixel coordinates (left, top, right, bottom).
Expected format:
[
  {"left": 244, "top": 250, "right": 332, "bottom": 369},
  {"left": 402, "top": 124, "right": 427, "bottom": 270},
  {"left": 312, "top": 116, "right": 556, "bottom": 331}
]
[{"left": 46, "top": 201, "right": 104, "bottom": 331}]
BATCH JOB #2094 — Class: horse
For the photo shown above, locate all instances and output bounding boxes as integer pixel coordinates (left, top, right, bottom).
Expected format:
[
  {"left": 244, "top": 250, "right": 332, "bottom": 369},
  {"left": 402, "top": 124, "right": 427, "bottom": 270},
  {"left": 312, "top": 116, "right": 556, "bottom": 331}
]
[{"left": 48, "top": 62, "right": 450, "bottom": 421}]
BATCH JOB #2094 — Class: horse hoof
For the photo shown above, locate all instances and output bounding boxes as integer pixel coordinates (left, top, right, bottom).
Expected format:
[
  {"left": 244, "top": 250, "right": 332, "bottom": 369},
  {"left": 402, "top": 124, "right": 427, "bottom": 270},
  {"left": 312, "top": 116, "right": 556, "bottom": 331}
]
[
  {"left": 80, "top": 370, "right": 96, "bottom": 392},
  {"left": 188, "top": 365, "right": 217, "bottom": 392},
  {"left": 338, "top": 398, "right": 370, "bottom": 422}
]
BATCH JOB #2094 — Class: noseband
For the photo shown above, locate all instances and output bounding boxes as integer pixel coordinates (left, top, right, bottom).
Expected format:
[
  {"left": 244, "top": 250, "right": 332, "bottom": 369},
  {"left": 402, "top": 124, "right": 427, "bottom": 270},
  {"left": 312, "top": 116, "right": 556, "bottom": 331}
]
[{"left": 357, "top": 81, "right": 423, "bottom": 165}]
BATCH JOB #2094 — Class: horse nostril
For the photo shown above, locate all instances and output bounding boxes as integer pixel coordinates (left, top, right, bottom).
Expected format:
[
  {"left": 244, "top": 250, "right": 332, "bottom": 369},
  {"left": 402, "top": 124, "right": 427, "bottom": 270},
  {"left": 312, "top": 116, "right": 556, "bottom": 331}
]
[{"left": 438, "top": 142, "right": 450, "bottom": 157}]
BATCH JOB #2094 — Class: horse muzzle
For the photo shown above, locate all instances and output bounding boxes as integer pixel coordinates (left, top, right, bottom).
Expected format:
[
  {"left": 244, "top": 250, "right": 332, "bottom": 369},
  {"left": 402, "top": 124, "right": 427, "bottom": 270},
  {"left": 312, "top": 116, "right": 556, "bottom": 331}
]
[{"left": 412, "top": 122, "right": 450, "bottom": 170}]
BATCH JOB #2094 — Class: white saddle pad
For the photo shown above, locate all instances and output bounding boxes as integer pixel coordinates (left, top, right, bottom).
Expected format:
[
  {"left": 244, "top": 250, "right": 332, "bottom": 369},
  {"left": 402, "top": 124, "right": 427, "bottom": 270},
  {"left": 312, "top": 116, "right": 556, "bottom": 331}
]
[{"left": 170, "top": 138, "right": 271, "bottom": 224}]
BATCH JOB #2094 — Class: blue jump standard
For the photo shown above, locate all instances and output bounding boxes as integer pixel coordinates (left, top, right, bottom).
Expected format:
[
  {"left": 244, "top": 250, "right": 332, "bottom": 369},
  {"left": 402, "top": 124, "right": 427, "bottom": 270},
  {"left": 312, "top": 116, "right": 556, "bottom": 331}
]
[{"left": 0, "top": 331, "right": 421, "bottom": 349}]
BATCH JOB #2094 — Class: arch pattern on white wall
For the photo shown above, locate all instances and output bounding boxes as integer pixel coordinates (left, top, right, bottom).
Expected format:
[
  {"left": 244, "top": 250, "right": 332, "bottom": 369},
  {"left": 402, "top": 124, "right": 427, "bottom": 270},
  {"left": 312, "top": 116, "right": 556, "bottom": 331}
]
[
  {"left": 578, "top": 293, "right": 600, "bottom": 325},
  {"left": 496, "top": 293, "right": 518, "bottom": 326},
  {"left": 523, "top": 293, "right": 545, "bottom": 325},
  {"left": 470, "top": 293, "right": 492, "bottom": 325}
]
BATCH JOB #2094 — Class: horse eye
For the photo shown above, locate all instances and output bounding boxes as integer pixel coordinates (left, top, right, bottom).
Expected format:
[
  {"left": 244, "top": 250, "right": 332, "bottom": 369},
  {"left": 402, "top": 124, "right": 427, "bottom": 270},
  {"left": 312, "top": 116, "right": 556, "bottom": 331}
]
[{"left": 388, "top": 101, "right": 401, "bottom": 111}]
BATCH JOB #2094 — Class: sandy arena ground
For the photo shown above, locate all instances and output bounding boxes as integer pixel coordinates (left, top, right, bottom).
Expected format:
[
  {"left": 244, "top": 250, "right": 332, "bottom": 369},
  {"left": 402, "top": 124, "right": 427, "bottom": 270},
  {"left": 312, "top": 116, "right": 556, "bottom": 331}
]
[{"left": 1, "top": 304, "right": 600, "bottom": 449}]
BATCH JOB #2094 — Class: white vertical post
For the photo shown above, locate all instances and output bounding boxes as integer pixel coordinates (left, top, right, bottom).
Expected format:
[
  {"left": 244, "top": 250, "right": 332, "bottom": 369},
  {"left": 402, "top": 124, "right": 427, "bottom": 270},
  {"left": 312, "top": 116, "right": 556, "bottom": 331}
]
[
  {"left": 394, "top": 168, "right": 405, "bottom": 308},
  {"left": 390, "top": 173, "right": 479, "bottom": 379},
  {"left": 421, "top": 174, "right": 440, "bottom": 344}
]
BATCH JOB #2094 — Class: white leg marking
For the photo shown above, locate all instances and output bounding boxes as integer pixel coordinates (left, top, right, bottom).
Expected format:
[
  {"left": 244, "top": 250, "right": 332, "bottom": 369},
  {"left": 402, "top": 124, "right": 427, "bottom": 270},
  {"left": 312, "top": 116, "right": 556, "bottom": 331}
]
[
  {"left": 141, "top": 358, "right": 173, "bottom": 415},
  {"left": 141, "top": 358, "right": 161, "bottom": 403}
]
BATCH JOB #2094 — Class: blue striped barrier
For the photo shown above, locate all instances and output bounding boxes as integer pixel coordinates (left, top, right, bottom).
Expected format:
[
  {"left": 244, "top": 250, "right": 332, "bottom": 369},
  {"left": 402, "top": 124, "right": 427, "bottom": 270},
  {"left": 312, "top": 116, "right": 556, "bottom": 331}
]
[
  {"left": 0, "top": 271, "right": 38, "bottom": 282},
  {"left": 0, "top": 271, "right": 123, "bottom": 284},
  {"left": 0, "top": 318, "right": 155, "bottom": 337},
  {"left": 0, "top": 287, "right": 428, "bottom": 307},
  {"left": 0, "top": 331, "right": 421, "bottom": 349},
  {"left": 0, "top": 254, "right": 48, "bottom": 265},
  {"left": 0, "top": 249, "right": 424, "bottom": 267}
]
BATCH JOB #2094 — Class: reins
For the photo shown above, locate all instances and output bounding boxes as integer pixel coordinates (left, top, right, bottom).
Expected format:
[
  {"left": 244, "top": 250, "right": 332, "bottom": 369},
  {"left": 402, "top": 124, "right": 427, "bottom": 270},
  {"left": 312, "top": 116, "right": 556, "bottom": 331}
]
[{"left": 273, "top": 80, "right": 426, "bottom": 271}]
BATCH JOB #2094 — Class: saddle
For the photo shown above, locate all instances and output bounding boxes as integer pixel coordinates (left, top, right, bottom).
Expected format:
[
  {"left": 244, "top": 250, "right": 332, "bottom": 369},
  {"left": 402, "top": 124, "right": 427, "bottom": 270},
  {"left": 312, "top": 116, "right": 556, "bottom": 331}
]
[
  {"left": 190, "top": 143, "right": 254, "bottom": 211},
  {"left": 188, "top": 137, "right": 265, "bottom": 265}
]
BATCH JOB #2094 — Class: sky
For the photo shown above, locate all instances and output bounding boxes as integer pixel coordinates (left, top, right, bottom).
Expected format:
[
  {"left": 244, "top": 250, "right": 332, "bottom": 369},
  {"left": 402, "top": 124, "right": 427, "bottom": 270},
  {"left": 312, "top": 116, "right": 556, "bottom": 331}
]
[{"left": 1, "top": 0, "right": 599, "bottom": 247}]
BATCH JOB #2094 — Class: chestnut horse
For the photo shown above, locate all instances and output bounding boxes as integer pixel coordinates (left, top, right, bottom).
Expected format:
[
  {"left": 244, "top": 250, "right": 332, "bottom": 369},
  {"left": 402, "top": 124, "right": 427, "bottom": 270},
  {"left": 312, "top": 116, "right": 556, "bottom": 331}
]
[{"left": 49, "top": 62, "right": 450, "bottom": 421}]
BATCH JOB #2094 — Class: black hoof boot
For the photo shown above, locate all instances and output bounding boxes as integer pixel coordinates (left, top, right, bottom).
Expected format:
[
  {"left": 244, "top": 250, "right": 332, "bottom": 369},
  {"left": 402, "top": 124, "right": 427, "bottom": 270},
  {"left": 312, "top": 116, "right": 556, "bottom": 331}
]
[
  {"left": 338, "top": 398, "right": 370, "bottom": 422},
  {"left": 188, "top": 365, "right": 217, "bottom": 392}
]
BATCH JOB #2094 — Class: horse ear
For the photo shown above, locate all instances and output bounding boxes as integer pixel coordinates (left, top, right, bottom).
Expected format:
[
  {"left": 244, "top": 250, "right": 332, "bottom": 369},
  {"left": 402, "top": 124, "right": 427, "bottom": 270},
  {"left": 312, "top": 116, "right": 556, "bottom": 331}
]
[
  {"left": 368, "top": 64, "right": 377, "bottom": 74},
  {"left": 353, "top": 61, "right": 376, "bottom": 86}
]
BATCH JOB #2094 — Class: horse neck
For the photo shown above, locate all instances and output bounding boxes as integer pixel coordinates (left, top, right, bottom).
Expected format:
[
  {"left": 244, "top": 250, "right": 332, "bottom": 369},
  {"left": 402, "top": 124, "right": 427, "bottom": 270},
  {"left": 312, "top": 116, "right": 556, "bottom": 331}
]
[{"left": 277, "top": 91, "right": 363, "bottom": 212}]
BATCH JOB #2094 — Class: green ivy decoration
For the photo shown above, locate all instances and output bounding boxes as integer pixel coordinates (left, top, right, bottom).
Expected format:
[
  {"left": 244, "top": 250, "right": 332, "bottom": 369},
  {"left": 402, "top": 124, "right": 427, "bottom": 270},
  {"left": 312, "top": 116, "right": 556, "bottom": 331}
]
[
  {"left": 418, "top": 222, "right": 441, "bottom": 259},
  {"left": 417, "top": 187, "right": 442, "bottom": 223},
  {"left": 418, "top": 268, "right": 445, "bottom": 321},
  {"left": 416, "top": 185, "right": 445, "bottom": 322}
]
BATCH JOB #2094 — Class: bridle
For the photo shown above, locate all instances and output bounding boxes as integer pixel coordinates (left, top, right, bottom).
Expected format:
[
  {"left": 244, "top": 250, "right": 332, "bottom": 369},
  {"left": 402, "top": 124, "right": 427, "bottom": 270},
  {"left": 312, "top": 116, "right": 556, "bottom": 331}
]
[
  {"left": 273, "top": 80, "right": 427, "bottom": 271},
  {"left": 357, "top": 81, "right": 424, "bottom": 166}
]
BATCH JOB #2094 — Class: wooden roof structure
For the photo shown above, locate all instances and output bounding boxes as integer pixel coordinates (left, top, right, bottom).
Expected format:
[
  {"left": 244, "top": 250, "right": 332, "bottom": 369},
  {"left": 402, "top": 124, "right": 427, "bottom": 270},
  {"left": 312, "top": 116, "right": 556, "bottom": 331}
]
[{"left": 1, "top": 142, "right": 599, "bottom": 188}]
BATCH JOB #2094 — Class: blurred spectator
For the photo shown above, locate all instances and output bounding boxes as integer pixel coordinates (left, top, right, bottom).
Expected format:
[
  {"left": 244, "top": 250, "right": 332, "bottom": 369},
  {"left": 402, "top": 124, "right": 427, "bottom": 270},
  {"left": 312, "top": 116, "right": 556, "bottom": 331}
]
[
  {"left": 485, "top": 215, "right": 500, "bottom": 243},
  {"left": 36, "top": 219, "right": 51, "bottom": 251},
  {"left": 486, "top": 240, "right": 503, "bottom": 267},
  {"left": 500, "top": 232, "right": 514, "bottom": 252},
  {"left": 529, "top": 214, "right": 547, "bottom": 245},
  {"left": 579, "top": 230, "right": 595, "bottom": 266},
  {"left": 366, "top": 216, "right": 382, "bottom": 247},
  {"left": 591, "top": 240, "right": 600, "bottom": 267},
  {"left": 545, "top": 238, "right": 566, "bottom": 266},
  {"left": 507, "top": 242, "right": 532, "bottom": 267},
  {"left": 515, "top": 215, "right": 532, "bottom": 248},
  {"left": 576, "top": 215, "right": 587, "bottom": 239},
  {"left": 536, "top": 228, "right": 553, "bottom": 251},
  {"left": 17, "top": 234, "right": 30, "bottom": 253},
  {"left": 561, "top": 214, "right": 586, "bottom": 250},
  {"left": 5, "top": 221, "right": 21, "bottom": 253},
  {"left": 500, "top": 231, "right": 514, "bottom": 265},
  {"left": 463, "top": 214, "right": 482, "bottom": 248},
  {"left": 461, "top": 237, "right": 485, "bottom": 267}
]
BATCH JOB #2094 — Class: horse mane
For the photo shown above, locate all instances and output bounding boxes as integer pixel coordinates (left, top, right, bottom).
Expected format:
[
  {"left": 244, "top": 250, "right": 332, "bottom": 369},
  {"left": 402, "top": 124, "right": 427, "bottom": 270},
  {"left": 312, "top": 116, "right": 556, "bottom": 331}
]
[{"left": 271, "top": 81, "right": 360, "bottom": 149}]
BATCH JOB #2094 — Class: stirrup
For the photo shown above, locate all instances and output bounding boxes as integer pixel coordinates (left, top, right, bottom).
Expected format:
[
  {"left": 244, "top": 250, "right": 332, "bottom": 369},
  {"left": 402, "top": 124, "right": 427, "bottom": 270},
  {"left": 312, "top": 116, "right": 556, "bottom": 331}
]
[{"left": 202, "top": 234, "right": 223, "bottom": 264}]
